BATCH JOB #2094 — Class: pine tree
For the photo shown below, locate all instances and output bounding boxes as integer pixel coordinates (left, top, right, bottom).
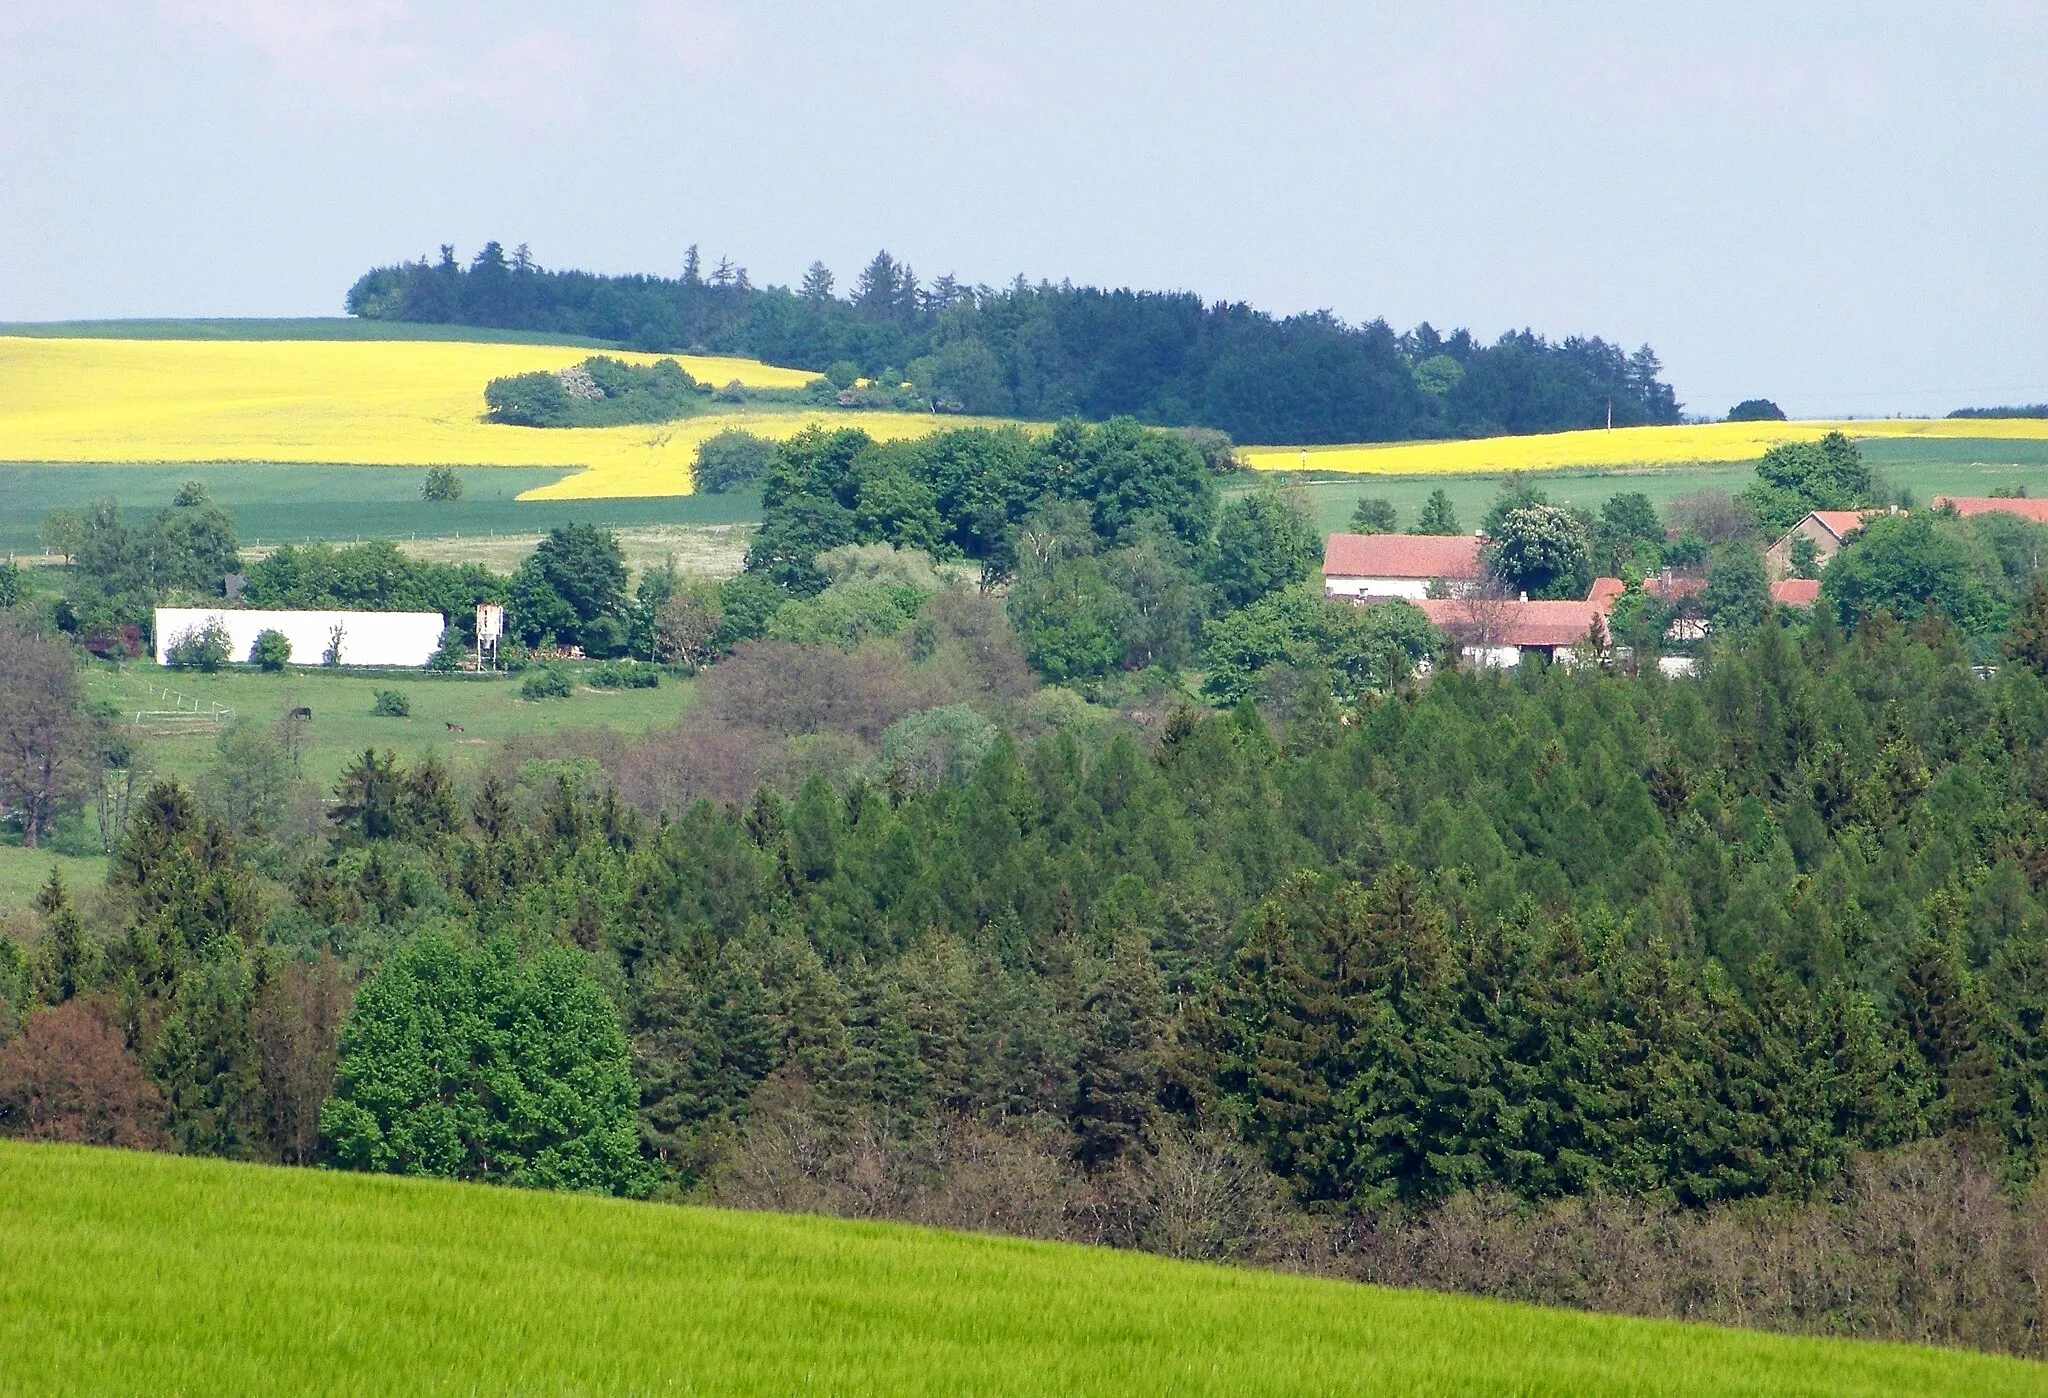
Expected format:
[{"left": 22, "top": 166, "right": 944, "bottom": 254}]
[
  {"left": 1069, "top": 942, "right": 1165, "bottom": 1170},
  {"left": 2005, "top": 579, "right": 2048, "bottom": 678},
  {"left": 1413, "top": 488, "right": 1461, "bottom": 535}
]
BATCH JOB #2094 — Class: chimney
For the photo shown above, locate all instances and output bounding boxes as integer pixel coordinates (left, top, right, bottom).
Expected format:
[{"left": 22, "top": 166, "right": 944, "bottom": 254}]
[{"left": 1519, "top": 591, "right": 1528, "bottom": 603}]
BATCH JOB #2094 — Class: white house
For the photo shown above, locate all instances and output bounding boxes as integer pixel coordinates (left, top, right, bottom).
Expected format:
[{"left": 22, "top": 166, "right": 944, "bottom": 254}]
[
  {"left": 154, "top": 609, "right": 445, "bottom": 668},
  {"left": 1322, "top": 534, "right": 1485, "bottom": 600}
]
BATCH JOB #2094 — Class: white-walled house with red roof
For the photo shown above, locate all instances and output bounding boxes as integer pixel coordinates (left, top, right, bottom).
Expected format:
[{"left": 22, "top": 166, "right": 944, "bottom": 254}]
[{"left": 1321, "top": 534, "right": 1485, "bottom": 600}]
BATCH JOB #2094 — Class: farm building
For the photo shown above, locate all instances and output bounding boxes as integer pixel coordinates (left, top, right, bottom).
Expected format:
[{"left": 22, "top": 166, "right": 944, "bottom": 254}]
[
  {"left": 1931, "top": 495, "right": 2048, "bottom": 523},
  {"left": 1414, "top": 597, "right": 1608, "bottom": 668},
  {"left": 154, "top": 608, "right": 445, "bottom": 668},
  {"left": 1765, "top": 509, "right": 1885, "bottom": 578},
  {"left": 1322, "top": 534, "right": 1485, "bottom": 600}
]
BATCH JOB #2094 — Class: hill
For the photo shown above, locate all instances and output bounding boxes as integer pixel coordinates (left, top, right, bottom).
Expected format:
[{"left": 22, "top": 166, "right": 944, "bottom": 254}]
[
  {"left": 1, "top": 1142, "right": 2036, "bottom": 1397},
  {"left": 346, "top": 242, "right": 1683, "bottom": 444}
]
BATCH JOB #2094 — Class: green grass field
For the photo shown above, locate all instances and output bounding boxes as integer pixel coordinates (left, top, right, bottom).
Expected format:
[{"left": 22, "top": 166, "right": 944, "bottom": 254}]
[
  {"left": 0, "top": 848, "right": 106, "bottom": 920},
  {"left": 78, "top": 661, "right": 692, "bottom": 790},
  {"left": 0, "top": 465, "right": 763, "bottom": 554},
  {"left": 0, "top": 1143, "right": 2036, "bottom": 1397},
  {"left": 0, "top": 317, "right": 621, "bottom": 346}
]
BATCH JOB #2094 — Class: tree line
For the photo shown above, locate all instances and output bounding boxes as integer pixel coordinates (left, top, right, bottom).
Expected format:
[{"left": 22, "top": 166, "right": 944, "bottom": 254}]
[{"left": 345, "top": 242, "right": 1683, "bottom": 444}]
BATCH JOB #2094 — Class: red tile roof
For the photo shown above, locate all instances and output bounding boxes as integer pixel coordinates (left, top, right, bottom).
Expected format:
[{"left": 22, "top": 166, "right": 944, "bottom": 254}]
[
  {"left": 1809, "top": 510, "right": 1875, "bottom": 539},
  {"left": 1323, "top": 533, "right": 1483, "bottom": 580},
  {"left": 1771, "top": 578, "right": 1822, "bottom": 607},
  {"left": 1416, "top": 598, "right": 1608, "bottom": 649},
  {"left": 1586, "top": 576, "right": 1625, "bottom": 606},
  {"left": 1933, "top": 496, "right": 2048, "bottom": 523},
  {"left": 1587, "top": 574, "right": 1706, "bottom": 605}
]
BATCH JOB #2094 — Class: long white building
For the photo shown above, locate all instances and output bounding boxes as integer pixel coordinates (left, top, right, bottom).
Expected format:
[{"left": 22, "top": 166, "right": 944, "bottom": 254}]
[{"left": 154, "top": 609, "right": 445, "bottom": 668}]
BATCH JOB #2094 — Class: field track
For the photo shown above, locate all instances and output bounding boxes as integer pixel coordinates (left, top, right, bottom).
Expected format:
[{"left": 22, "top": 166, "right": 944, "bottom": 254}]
[{"left": 0, "top": 1142, "right": 2039, "bottom": 1397}]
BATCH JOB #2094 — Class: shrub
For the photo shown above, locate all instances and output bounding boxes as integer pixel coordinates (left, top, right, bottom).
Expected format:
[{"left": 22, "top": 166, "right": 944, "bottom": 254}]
[
  {"left": 370, "top": 689, "right": 411, "bottom": 718},
  {"left": 250, "top": 629, "right": 291, "bottom": 671},
  {"left": 427, "top": 628, "right": 467, "bottom": 672},
  {"left": 693, "top": 429, "right": 776, "bottom": 493},
  {"left": 521, "top": 666, "right": 573, "bottom": 701},
  {"left": 421, "top": 467, "right": 464, "bottom": 501},
  {"left": 165, "top": 619, "right": 231, "bottom": 672},
  {"left": 587, "top": 660, "right": 660, "bottom": 690}
]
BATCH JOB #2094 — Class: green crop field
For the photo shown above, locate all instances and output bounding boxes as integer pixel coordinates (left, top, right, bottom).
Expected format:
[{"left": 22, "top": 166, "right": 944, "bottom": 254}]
[
  {"left": 1249, "top": 437, "right": 2048, "bottom": 539},
  {"left": 0, "top": 1143, "right": 2035, "bottom": 1397},
  {"left": 0, "top": 464, "right": 763, "bottom": 555},
  {"left": 77, "top": 661, "right": 692, "bottom": 790}
]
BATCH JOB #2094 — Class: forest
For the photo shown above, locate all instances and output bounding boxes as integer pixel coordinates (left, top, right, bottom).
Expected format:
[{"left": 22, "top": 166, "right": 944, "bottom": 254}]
[
  {"left": 16, "top": 428, "right": 2048, "bottom": 1356},
  {"left": 345, "top": 242, "right": 1682, "bottom": 444}
]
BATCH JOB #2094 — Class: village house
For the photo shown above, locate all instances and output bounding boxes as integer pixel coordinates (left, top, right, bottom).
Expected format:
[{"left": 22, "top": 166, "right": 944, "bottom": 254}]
[
  {"left": 1931, "top": 495, "right": 2048, "bottom": 523},
  {"left": 1321, "top": 533, "right": 1485, "bottom": 600},
  {"left": 1764, "top": 509, "right": 1885, "bottom": 579}
]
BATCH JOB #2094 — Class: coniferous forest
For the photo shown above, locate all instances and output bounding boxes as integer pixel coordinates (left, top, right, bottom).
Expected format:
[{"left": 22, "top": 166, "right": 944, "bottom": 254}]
[{"left": 346, "top": 242, "right": 1682, "bottom": 443}]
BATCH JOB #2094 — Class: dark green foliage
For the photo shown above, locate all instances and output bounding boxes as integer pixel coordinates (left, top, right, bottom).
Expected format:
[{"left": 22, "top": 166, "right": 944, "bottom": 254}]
[
  {"left": 1210, "top": 489, "right": 1319, "bottom": 610},
  {"left": 1413, "top": 489, "right": 1461, "bottom": 535},
  {"left": 520, "top": 667, "right": 573, "bottom": 701},
  {"left": 693, "top": 430, "right": 775, "bottom": 493},
  {"left": 350, "top": 245, "right": 1682, "bottom": 445},
  {"left": 164, "top": 620, "right": 230, "bottom": 671},
  {"left": 0, "top": 561, "right": 22, "bottom": 610},
  {"left": 52, "top": 496, "right": 242, "bottom": 636},
  {"left": 421, "top": 467, "right": 464, "bottom": 502},
  {"left": 370, "top": 689, "right": 410, "bottom": 718},
  {"left": 1201, "top": 588, "right": 1437, "bottom": 704},
  {"left": 509, "top": 524, "right": 629, "bottom": 654},
  {"left": 1822, "top": 513, "right": 2002, "bottom": 637},
  {"left": 321, "top": 932, "right": 650, "bottom": 1195},
  {"left": 1740, "top": 432, "right": 1881, "bottom": 533},
  {"left": 1702, "top": 547, "right": 1772, "bottom": 633},
  {"left": 250, "top": 629, "right": 291, "bottom": 671},
  {"left": 1485, "top": 505, "right": 1592, "bottom": 599},
  {"left": 587, "top": 660, "right": 661, "bottom": 689},
  {"left": 484, "top": 357, "right": 705, "bottom": 428},
  {"left": 1595, "top": 492, "right": 1665, "bottom": 573},
  {"left": 242, "top": 540, "right": 504, "bottom": 645},
  {"left": 1728, "top": 399, "right": 1786, "bottom": 422},
  {"left": 1350, "top": 498, "right": 1397, "bottom": 534}
]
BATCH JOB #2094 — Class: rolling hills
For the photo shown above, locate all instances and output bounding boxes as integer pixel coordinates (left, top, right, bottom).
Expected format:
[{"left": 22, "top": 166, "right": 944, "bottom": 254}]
[{"left": 1, "top": 1141, "right": 2040, "bottom": 1397}]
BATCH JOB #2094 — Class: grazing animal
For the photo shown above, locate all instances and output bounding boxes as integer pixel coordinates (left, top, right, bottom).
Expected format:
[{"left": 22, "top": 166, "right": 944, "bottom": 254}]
[
  {"left": 287, "top": 707, "right": 313, "bottom": 720},
  {"left": 445, "top": 721, "right": 464, "bottom": 733}
]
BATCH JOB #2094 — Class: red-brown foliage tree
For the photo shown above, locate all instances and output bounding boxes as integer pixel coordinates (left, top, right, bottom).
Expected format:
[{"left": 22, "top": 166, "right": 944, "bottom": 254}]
[{"left": 0, "top": 999, "right": 167, "bottom": 1149}]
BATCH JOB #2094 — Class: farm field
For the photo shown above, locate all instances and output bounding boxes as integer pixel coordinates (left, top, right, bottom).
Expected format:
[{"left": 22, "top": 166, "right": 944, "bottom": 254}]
[
  {"left": 1, "top": 1142, "right": 2038, "bottom": 1398},
  {"left": 78, "top": 662, "right": 692, "bottom": 790},
  {"left": 0, "top": 463, "right": 765, "bottom": 555},
  {"left": 1243, "top": 437, "right": 2048, "bottom": 538},
  {"left": 1240, "top": 417, "right": 2048, "bottom": 476},
  {"left": 0, "top": 336, "right": 1021, "bottom": 501}
]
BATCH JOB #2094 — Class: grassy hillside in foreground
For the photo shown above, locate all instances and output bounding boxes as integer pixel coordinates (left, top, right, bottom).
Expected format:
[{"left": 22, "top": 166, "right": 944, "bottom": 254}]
[{"left": 0, "top": 1144, "right": 2038, "bottom": 1398}]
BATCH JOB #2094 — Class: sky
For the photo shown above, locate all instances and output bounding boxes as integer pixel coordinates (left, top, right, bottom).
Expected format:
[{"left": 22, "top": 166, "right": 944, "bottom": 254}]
[{"left": 2, "top": 1, "right": 2043, "bottom": 419}]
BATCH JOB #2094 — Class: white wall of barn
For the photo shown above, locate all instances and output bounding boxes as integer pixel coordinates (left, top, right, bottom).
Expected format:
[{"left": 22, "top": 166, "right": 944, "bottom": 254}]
[{"left": 153, "top": 609, "right": 444, "bottom": 668}]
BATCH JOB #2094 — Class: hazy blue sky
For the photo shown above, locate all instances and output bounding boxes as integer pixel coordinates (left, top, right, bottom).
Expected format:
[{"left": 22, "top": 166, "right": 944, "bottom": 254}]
[{"left": 3, "top": 2, "right": 2042, "bottom": 418}]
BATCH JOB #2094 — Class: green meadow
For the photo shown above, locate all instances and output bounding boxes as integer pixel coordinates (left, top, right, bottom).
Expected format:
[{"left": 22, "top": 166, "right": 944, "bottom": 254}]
[
  {"left": 0, "top": 464, "right": 762, "bottom": 554},
  {"left": 0, "top": 1142, "right": 2038, "bottom": 1398},
  {"left": 78, "top": 662, "right": 692, "bottom": 790}
]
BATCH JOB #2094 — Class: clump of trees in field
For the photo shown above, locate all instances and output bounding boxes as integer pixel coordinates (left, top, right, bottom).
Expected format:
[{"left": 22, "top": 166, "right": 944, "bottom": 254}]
[
  {"left": 484, "top": 356, "right": 713, "bottom": 428},
  {"left": 348, "top": 241, "right": 1683, "bottom": 444}
]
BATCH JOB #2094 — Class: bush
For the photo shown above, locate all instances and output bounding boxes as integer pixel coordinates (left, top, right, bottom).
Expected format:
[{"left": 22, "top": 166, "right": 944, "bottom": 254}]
[
  {"left": 521, "top": 666, "right": 573, "bottom": 701},
  {"left": 250, "top": 629, "right": 291, "bottom": 671},
  {"left": 427, "top": 628, "right": 467, "bottom": 672},
  {"left": 1727, "top": 398, "right": 1787, "bottom": 422},
  {"left": 370, "top": 689, "right": 411, "bottom": 717},
  {"left": 693, "top": 430, "right": 776, "bottom": 493},
  {"left": 422, "top": 467, "right": 464, "bottom": 501},
  {"left": 587, "top": 660, "right": 660, "bottom": 689},
  {"left": 165, "top": 620, "right": 231, "bottom": 672}
]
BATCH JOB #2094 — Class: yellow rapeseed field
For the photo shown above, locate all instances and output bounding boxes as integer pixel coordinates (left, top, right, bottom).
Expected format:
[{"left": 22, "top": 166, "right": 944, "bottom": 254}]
[
  {"left": 1241, "top": 417, "right": 2048, "bottom": 476},
  {"left": 0, "top": 337, "right": 1008, "bottom": 499}
]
